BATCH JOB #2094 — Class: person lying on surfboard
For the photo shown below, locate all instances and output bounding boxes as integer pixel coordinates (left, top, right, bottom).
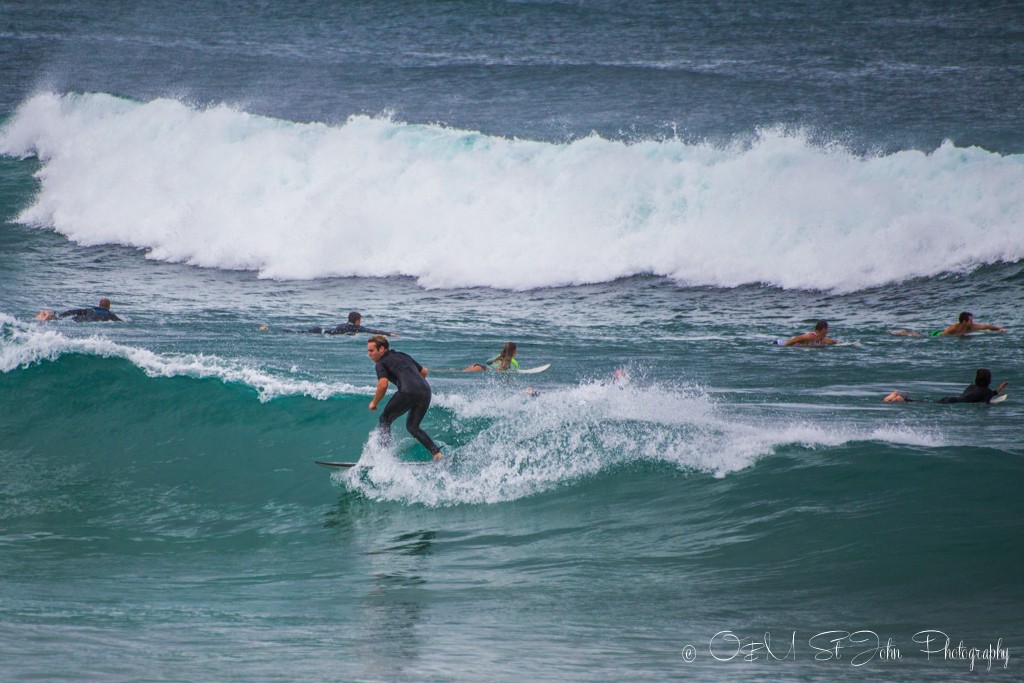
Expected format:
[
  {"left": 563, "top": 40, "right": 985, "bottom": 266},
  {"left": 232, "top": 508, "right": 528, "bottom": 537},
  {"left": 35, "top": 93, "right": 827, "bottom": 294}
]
[
  {"left": 36, "top": 297, "right": 122, "bottom": 323},
  {"left": 298, "top": 311, "right": 396, "bottom": 336},
  {"left": 462, "top": 342, "right": 519, "bottom": 372},
  {"left": 883, "top": 368, "right": 1008, "bottom": 403},
  {"left": 778, "top": 320, "right": 837, "bottom": 346},
  {"left": 891, "top": 311, "right": 1006, "bottom": 337}
]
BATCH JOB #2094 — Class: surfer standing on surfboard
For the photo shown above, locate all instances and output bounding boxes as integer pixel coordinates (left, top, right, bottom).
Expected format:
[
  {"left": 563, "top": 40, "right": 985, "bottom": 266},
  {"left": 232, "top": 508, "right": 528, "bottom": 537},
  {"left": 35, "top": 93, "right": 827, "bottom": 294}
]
[{"left": 367, "top": 335, "right": 444, "bottom": 461}]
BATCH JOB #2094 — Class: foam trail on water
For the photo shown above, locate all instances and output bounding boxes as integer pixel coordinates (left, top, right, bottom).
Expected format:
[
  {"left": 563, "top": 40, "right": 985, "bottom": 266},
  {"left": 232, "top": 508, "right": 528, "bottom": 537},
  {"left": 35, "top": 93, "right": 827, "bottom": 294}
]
[
  {"left": 345, "top": 378, "right": 946, "bottom": 506},
  {"left": 3, "top": 92, "right": 1023, "bottom": 292}
]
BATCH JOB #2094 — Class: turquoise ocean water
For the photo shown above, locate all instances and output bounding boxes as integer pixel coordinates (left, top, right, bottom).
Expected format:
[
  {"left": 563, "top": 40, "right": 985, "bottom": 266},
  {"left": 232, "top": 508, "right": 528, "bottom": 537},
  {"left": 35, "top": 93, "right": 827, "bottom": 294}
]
[{"left": 2, "top": 2, "right": 1022, "bottom": 680}]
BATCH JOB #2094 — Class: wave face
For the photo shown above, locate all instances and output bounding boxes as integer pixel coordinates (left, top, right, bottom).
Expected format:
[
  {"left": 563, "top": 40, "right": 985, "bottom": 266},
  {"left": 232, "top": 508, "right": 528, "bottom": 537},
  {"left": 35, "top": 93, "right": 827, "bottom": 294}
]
[
  {"left": 3, "top": 92, "right": 1022, "bottom": 292},
  {"left": 0, "top": 313, "right": 358, "bottom": 401},
  {"left": 1, "top": 315, "right": 953, "bottom": 508}
]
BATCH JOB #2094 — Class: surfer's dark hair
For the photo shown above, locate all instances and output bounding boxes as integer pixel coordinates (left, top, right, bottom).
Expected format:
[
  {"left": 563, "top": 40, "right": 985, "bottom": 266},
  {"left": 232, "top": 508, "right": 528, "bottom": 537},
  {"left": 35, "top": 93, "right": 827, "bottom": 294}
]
[
  {"left": 348, "top": 311, "right": 361, "bottom": 323},
  {"left": 959, "top": 311, "right": 973, "bottom": 324},
  {"left": 369, "top": 335, "right": 389, "bottom": 350},
  {"left": 814, "top": 320, "right": 828, "bottom": 332},
  {"left": 974, "top": 368, "right": 991, "bottom": 387}
]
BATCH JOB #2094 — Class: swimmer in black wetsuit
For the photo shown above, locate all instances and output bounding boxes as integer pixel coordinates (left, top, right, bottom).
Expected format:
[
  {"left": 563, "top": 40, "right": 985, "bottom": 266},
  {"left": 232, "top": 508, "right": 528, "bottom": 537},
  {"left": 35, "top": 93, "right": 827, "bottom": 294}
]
[
  {"left": 883, "top": 368, "right": 1008, "bottom": 404},
  {"left": 367, "top": 335, "right": 443, "bottom": 460},
  {"left": 36, "top": 298, "right": 122, "bottom": 323},
  {"left": 299, "top": 311, "right": 396, "bottom": 336},
  {"left": 937, "top": 368, "right": 1008, "bottom": 404}
]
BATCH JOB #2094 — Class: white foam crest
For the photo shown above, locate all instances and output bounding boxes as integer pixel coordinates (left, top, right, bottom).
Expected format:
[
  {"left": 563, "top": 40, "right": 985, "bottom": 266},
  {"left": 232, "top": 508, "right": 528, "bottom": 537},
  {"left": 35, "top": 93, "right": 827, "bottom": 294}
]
[
  {"left": 4, "top": 92, "right": 1023, "bottom": 292},
  {"left": 0, "top": 314, "right": 362, "bottom": 401},
  {"left": 868, "top": 425, "right": 944, "bottom": 448},
  {"left": 344, "top": 377, "right": 946, "bottom": 506}
]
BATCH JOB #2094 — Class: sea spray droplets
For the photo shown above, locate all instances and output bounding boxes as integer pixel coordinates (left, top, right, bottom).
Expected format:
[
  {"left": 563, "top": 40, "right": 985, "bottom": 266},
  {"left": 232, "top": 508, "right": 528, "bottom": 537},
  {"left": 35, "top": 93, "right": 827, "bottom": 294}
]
[{"left": 345, "top": 378, "right": 945, "bottom": 505}]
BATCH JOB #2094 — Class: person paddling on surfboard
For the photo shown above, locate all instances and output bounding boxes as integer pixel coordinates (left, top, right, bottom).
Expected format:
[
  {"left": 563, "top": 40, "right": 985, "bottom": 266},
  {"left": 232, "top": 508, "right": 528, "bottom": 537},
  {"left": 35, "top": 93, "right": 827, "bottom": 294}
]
[
  {"left": 300, "top": 311, "right": 396, "bottom": 336},
  {"left": 462, "top": 342, "right": 519, "bottom": 372},
  {"left": 367, "top": 335, "right": 443, "bottom": 461},
  {"left": 36, "top": 297, "right": 122, "bottom": 323},
  {"left": 779, "top": 320, "right": 837, "bottom": 346},
  {"left": 883, "top": 368, "right": 1008, "bottom": 403},
  {"left": 891, "top": 311, "right": 1007, "bottom": 337},
  {"left": 259, "top": 311, "right": 397, "bottom": 335}
]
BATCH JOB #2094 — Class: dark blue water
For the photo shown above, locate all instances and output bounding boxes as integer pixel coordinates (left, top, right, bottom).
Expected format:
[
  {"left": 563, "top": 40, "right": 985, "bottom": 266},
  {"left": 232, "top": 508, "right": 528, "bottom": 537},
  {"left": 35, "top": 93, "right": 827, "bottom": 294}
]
[{"left": 3, "top": 1, "right": 1023, "bottom": 151}]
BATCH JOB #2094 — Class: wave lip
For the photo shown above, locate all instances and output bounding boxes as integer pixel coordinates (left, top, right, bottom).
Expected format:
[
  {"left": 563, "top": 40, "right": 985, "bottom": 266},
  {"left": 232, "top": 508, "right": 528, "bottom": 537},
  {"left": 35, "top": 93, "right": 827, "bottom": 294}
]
[
  {"left": 0, "top": 313, "right": 361, "bottom": 401},
  {"left": 3, "top": 92, "right": 1023, "bottom": 292}
]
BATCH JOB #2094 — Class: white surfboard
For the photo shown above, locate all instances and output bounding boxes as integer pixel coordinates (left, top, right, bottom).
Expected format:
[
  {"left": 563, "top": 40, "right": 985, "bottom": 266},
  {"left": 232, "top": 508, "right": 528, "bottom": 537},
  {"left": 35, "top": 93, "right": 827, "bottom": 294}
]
[
  {"left": 316, "top": 461, "right": 359, "bottom": 469},
  {"left": 774, "top": 340, "right": 860, "bottom": 347},
  {"left": 990, "top": 393, "right": 1008, "bottom": 404},
  {"left": 430, "top": 363, "right": 550, "bottom": 374},
  {"left": 315, "top": 460, "right": 433, "bottom": 470},
  {"left": 516, "top": 363, "right": 551, "bottom": 374}
]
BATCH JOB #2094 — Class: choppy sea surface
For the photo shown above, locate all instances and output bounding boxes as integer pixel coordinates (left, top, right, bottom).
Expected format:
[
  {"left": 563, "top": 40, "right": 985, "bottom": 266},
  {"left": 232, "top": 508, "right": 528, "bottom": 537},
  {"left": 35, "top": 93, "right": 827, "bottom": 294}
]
[{"left": 2, "top": 2, "right": 1022, "bottom": 680}]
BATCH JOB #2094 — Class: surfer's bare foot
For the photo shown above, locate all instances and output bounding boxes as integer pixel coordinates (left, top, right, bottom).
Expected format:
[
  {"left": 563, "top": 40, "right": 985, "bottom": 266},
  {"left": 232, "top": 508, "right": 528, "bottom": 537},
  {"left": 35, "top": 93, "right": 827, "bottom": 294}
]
[{"left": 432, "top": 452, "right": 443, "bottom": 461}]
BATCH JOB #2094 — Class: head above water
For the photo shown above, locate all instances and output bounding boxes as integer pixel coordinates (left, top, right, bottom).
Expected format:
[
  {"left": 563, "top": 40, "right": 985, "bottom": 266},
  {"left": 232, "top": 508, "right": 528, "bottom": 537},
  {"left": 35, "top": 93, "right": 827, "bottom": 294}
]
[
  {"left": 814, "top": 320, "right": 828, "bottom": 333},
  {"left": 99, "top": 298, "right": 111, "bottom": 310},
  {"left": 500, "top": 342, "right": 517, "bottom": 359},
  {"left": 959, "top": 311, "right": 973, "bottom": 324},
  {"left": 974, "top": 368, "right": 992, "bottom": 387},
  {"left": 348, "top": 311, "right": 361, "bottom": 324}
]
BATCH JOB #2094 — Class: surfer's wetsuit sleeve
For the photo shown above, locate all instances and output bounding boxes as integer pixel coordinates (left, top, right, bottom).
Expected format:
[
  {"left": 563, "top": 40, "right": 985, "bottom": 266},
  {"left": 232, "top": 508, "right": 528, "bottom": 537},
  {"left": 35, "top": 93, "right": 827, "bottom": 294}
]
[
  {"left": 58, "top": 308, "right": 88, "bottom": 318},
  {"left": 373, "top": 350, "right": 439, "bottom": 455}
]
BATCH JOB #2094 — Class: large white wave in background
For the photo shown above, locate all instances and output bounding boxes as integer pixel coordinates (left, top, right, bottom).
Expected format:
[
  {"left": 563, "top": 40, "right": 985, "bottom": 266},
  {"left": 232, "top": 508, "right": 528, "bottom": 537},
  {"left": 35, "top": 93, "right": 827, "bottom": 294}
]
[{"left": 2, "top": 92, "right": 1022, "bottom": 291}]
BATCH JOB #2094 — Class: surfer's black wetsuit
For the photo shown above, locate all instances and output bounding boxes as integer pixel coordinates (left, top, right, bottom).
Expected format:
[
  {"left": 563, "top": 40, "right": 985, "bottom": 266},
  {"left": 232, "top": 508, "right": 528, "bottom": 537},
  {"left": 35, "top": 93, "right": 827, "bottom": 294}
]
[
  {"left": 59, "top": 307, "right": 122, "bottom": 322},
  {"left": 374, "top": 349, "right": 440, "bottom": 455},
  {"left": 937, "top": 384, "right": 998, "bottom": 404},
  {"left": 300, "top": 323, "right": 391, "bottom": 335}
]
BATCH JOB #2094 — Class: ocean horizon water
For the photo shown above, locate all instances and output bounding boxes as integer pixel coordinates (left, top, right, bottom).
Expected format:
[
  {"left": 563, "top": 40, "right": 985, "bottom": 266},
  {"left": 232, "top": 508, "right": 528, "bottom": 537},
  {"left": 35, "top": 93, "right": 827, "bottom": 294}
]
[{"left": 2, "top": 2, "right": 1022, "bottom": 681}]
